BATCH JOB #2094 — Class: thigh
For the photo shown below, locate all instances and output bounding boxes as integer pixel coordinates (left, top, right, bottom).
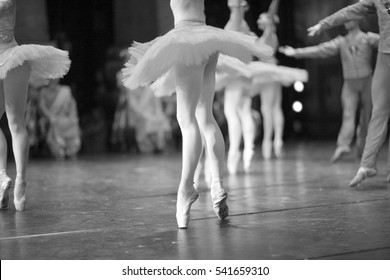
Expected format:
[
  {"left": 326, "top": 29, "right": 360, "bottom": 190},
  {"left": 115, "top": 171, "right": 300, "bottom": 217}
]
[
  {"left": 259, "top": 84, "right": 277, "bottom": 108},
  {"left": 198, "top": 54, "right": 218, "bottom": 112},
  {"left": 224, "top": 82, "right": 243, "bottom": 112},
  {"left": 371, "top": 53, "right": 390, "bottom": 111},
  {"left": 341, "top": 81, "right": 359, "bottom": 112},
  {"left": 0, "top": 81, "right": 5, "bottom": 117},
  {"left": 175, "top": 63, "right": 204, "bottom": 118},
  {"left": 361, "top": 76, "right": 372, "bottom": 104},
  {"left": 4, "top": 64, "right": 31, "bottom": 118}
]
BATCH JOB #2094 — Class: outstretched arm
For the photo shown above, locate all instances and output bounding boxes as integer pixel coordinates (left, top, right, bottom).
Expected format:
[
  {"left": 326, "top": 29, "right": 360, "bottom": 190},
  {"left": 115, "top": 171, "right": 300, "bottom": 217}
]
[
  {"left": 279, "top": 37, "right": 341, "bottom": 59},
  {"left": 308, "top": 0, "right": 375, "bottom": 36}
]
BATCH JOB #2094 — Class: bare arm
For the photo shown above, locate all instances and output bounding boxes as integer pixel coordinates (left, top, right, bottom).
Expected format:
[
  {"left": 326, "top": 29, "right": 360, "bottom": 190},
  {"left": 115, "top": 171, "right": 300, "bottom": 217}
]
[
  {"left": 280, "top": 37, "right": 341, "bottom": 59},
  {"left": 308, "top": 0, "right": 375, "bottom": 36}
]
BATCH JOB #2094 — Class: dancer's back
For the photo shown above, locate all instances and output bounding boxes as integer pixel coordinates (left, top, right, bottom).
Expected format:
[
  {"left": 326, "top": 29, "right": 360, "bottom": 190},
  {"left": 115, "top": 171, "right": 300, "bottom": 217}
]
[{"left": 170, "top": 0, "right": 205, "bottom": 24}]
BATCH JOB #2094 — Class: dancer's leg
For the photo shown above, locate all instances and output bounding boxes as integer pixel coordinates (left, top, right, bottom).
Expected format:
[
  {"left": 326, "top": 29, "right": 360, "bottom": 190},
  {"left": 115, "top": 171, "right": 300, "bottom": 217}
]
[
  {"left": 0, "top": 83, "right": 7, "bottom": 171},
  {"left": 174, "top": 62, "right": 203, "bottom": 227},
  {"left": 271, "top": 84, "right": 284, "bottom": 158},
  {"left": 238, "top": 93, "right": 256, "bottom": 172},
  {"left": 196, "top": 54, "right": 225, "bottom": 180},
  {"left": 259, "top": 84, "right": 275, "bottom": 159},
  {"left": 356, "top": 76, "right": 373, "bottom": 156},
  {"left": 333, "top": 80, "right": 358, "bottom": 162},
  {"left": 4, "top": 64, "right": 31, "bottom": 204},
  {"left": 196, "top": 54, "right": 228, "bottom": 220},
  {"left": 224, "top": 82, "right": 243, "bottom": 174},
  {"left": 350, "top": 53, "right": 390, "bottom": 186},
  {"left": 0, "top": 82, "right": 11, "bottom": 209}
]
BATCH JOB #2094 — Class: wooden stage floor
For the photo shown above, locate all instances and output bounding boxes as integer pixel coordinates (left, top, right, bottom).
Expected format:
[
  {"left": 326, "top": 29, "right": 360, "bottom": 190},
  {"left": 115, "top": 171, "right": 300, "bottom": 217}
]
[{"left": 1, "top": 141, "right": 389, "bottom": 260}]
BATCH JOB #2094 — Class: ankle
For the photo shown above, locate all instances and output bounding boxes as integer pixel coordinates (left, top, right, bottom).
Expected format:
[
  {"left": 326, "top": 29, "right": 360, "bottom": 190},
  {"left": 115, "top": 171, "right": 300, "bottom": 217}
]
[
  {"left": 178, "top": 182, "right": 195, "bottom": 195},
  {"left": 210, "top": 178, "right": 223, "bottom": 188}
]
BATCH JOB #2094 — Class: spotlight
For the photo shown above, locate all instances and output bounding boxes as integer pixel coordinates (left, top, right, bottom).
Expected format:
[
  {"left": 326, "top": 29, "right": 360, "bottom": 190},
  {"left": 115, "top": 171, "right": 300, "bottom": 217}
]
[
  {"left": 292, "top": 101, "right": 303, "bottom": 113},
  {"left": 294, "top": 81, "right": 304, "bottom": 92}
]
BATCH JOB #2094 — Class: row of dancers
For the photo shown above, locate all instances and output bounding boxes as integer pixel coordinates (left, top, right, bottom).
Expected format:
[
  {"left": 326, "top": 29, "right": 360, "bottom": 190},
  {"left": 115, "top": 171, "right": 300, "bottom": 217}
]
[{"left": 1, "top": 0, "right": 389, "bottom": 231}]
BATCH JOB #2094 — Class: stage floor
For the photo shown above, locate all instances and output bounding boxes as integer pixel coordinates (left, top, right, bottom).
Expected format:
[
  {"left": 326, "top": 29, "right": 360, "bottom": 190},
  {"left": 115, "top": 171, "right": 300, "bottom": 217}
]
[{"left": 1, "top": 141, "right": 389, "bottom": 260}]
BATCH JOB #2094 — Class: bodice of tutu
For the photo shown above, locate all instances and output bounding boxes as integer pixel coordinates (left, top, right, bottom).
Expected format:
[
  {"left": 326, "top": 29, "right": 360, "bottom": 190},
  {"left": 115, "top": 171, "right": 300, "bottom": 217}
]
[
  {"left": 0, "top": 0, "right": 16, "bottom": 43},
  {"left": 170, "top": 0, "right": 205, "bottom": 24}
]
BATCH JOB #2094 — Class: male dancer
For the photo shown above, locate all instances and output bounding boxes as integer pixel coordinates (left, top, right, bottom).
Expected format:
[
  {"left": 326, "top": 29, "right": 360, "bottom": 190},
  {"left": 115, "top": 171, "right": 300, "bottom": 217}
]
[
  {"left": 280, "top": 20, "right": 379, "bottom": 161},
  {"left": 308, "top": 0, "right": 390, "bottom": 186}
]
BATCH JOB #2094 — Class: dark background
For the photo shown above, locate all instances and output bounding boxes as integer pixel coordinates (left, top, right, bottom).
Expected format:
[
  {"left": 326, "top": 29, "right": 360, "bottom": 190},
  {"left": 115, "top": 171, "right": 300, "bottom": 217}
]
[{"left": 11, "top": 0, "right": 380, "bottom": 152}]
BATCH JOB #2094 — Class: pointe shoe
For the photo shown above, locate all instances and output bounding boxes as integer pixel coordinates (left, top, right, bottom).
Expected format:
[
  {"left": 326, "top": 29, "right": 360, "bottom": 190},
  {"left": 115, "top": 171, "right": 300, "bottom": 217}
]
[
  {"left": 243, "top": 149, "right": 254, "bottom": 173},
  {"left": 331, "top": 146, "right": 351, "bottom": 162},
  {"left": 273, "top": 140, "right": 284, "bottom": 159},
  {"left": 349, "top": 167, "right": 377, "bottom": 187},
  {"left": 14, "top": 181, "right": 27, "bottom": 211},
  {"left": 227, "top": 151, "right": 241, "bottom": 174},
  {"left": 176, "top": 189, "right": 199, "bottom": 229},
  {"left": 0, "top": 175, "right": 12, "bottom": 209},
  {"left": 262, "top": 140, "right": 272, "bottom": 160},
  {"left": 210, "top": 180, "right": 229, "bottom": 220}
]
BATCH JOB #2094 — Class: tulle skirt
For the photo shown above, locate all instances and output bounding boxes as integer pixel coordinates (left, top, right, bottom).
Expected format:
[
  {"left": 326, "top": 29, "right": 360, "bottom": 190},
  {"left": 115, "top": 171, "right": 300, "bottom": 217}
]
[
  {"left": 0, "top": 40, "right": 70, "bottom": 81},
  {"left": 215, "top": 54, "right": 308, "bottom": 94},
  {"left": 122, "top": 20, "right": 272, "bottom": 90}
]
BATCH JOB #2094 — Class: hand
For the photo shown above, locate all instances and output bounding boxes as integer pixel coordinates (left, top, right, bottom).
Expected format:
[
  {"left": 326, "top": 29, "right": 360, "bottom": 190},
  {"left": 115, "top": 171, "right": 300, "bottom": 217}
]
[
  {"left": 307, "top": 23, "right": 322, "bottom": 37},
  {"left": 278, "top": 46, "right": 296, "bottom": 57}
]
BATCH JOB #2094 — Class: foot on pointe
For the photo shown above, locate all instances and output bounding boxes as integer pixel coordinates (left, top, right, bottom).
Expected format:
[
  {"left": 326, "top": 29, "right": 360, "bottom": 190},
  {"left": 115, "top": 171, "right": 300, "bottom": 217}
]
[
  {"left": 176, "top": 188, "right": 199, "bottom": 229},
  {"left": 0, "top": 173, "right": 12, "bottom": 210},
  {"left": 331, "top": 146, "right": 351, "bottom": 162},
  {"left": 243, "top": 149, "right": 254, "bottom": 173},
  {"left": 349, "top": 167, "right": 377, "bottom": 187},
  {"left": 14, "top": 180, "right": 27, "bottom": 211},
  {"left": 210, "top": 180, "right": 228, "bottom": 220},
  {"left": 273, "top": 140, "right": 284, "bottom": 159},
  {"left": 262, "top": 141, "right": 272, "bottom": 160},
  {"left": 227, "top": 151, "right": 241, "bottom": 175}
]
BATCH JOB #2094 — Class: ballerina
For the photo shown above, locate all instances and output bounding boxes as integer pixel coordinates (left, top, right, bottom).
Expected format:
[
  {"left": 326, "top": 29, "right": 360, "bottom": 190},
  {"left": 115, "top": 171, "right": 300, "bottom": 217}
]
[
  {"left": 0, "top": 0, "right": 70, "bottom": 211},
  {"left": 122, "top": 0, "right": 271, "bottom": 228},
  {"left": 217, "top": 0, "right": 308, "bottom": 172},
  {"left": 307, "top": 0, "right": 390, "bottom": 186},
  {"left": 255, "top": 0, "right": 285, "bottom": 159},
  {"left": 222, "top": 0, "right": 258, "bottom": 174}
]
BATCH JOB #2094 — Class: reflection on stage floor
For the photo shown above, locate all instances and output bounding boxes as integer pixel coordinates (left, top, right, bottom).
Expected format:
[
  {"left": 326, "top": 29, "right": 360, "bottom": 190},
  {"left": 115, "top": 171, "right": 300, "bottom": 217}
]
[{"left": 0, "top": 141, "right": 389, "bottom": 259}]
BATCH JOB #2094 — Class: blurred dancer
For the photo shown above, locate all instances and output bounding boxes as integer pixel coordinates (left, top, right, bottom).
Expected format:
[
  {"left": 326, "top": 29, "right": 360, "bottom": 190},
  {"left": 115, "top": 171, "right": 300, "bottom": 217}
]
[
  {"left": 122, "top": 0, "right": 271, "bottom": 228},
  {"left": 255, "top": 0, "right": 285, "bottom": 159},
  {"left": 308, "top": 0, "right": 390, "bottom": 186},
  {"left": 39, "top": 79, "right": 80, "bottom": 160},
  {"left": 0, "top": 0, "right": 70, "bottom": 211},
  {"left": 223, "top": 0, "right": 257, "bottom": 174},
  {"left": 280, "top": 20, "right": 378, "bottom": 161}
]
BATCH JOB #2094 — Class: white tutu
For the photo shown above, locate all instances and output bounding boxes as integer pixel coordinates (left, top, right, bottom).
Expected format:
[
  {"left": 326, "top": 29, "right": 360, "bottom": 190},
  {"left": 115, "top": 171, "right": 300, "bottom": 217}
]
[
  {"left": 215, "top": 55, "right": 252, "bottom": 91},
  {"left": 248, "top": 61, "right": 308, "bottom": 88},
  {"left": 0, "top": 40, "right": 70, "bottom": 81},
  {"left": 122, "top": 21, "right": 272, "bottom": 90},
  {"left": 215, "top": 54, "right": 308, "bottom": 93}
]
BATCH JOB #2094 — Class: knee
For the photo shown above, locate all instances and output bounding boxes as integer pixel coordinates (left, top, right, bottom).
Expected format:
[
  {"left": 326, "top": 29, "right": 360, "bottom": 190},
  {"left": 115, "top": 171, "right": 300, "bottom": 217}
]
[
  {"left": 176, "top": 111, "right": 196, "bottom": 128},
  {"left": 7, "top": 117, "right": 26, "bottom": 134},
  {"left": 261, "top": 105, "right": 271, "bottom": 116},
  {"left": 195, "top": 111, "right": 214, "bottom": 128}
]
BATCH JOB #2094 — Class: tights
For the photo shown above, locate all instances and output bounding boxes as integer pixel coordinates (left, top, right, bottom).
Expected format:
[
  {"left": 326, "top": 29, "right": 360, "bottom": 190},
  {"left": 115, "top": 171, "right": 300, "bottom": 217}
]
[
  {"left": 175, "top": 54, "right": 225, "bottom": 193},
  {"left": 259, "top": 82, "right": 284, "bottom": 159},
  {"left": 0, "top": 64, "right": 31, "bottom": 199}
]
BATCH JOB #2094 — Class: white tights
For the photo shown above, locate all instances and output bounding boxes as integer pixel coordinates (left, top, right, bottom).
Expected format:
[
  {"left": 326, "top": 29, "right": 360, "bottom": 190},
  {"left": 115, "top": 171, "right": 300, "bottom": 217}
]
[
  {"left": 0, "top": 64, "right": 31, "bottom": 198},
  {"left": 175, "top": 54, "right": 225, "bottom": 192}
]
